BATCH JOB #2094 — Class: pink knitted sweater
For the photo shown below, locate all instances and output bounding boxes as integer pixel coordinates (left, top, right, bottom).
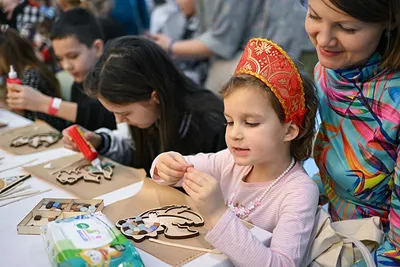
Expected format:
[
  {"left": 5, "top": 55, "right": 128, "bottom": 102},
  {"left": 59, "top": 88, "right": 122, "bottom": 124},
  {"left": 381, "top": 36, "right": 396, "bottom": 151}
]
[{"left": 151, "top": 149, "right": 319, "bottom": 267}]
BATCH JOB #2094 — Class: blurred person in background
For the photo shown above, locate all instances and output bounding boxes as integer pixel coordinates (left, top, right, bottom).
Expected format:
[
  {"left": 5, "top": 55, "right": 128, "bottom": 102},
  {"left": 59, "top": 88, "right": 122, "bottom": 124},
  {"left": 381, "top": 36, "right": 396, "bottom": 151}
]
[{"left": 152, "top": 0, "right": 314, "bottom": 93}]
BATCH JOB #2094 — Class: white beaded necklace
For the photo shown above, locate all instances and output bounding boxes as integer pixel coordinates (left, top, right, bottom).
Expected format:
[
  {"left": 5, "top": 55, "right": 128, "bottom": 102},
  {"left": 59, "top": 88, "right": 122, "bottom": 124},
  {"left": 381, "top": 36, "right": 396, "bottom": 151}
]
[{"left": 228, "top": 158, "right": 295, "bottom": 219}]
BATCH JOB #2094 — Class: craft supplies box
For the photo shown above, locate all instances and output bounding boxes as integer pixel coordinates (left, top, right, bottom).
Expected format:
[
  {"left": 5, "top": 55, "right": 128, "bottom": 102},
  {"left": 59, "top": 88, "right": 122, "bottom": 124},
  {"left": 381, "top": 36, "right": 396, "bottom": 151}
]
[{"left": 17, "top": 198, "right": 104, "bottom": 235}]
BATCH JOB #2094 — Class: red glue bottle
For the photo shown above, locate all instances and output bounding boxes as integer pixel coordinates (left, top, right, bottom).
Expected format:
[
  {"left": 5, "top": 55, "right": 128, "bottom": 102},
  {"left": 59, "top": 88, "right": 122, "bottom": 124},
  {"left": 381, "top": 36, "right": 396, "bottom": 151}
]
[
  {"left": 7, "top": 65, "right": 22, "bottom": 86},
  {"left": 7, "top": 65, "right": 22, "bottom": 94},
  {"left": 68, "top": 125, "right": 103, "bottom": 171}
]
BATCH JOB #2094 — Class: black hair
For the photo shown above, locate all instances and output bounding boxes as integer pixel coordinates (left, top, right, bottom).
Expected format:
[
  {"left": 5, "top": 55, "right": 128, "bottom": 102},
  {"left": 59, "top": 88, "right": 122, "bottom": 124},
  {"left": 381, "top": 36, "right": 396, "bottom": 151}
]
[
  {"left": 50, "top": 8, "right": 103, "bottom": 47},
  {"left": 84, "top": 36, "right": 225, "bottom": 163}
]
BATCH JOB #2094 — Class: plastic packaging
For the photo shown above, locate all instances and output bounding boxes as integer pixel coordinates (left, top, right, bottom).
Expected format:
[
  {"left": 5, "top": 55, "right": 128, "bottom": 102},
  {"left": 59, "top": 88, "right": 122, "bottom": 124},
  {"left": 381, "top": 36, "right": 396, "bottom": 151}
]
[{"left": 41, "top": 212, "right": 144, "bottom": 267}]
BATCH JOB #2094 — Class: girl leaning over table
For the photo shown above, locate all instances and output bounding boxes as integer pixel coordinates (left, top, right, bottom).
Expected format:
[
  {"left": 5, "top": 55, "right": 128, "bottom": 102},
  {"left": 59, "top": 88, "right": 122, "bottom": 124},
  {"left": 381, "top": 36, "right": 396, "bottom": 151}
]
[{"left": 62, "top": 36, "right": 227, "bottom": 176}]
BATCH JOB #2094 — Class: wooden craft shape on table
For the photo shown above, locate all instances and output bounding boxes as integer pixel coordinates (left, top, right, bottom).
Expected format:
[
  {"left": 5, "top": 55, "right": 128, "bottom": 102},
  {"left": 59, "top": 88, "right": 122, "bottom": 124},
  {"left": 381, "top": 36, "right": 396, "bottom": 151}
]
[
  {"left": 11, "top": 133, "right": 61, "bottom": 149},
  {"left": 55, "top": 162, "right": 114, "bottom": 184},
  {"left": 116, "top": 205, "right": 205, "bottom": 242}
]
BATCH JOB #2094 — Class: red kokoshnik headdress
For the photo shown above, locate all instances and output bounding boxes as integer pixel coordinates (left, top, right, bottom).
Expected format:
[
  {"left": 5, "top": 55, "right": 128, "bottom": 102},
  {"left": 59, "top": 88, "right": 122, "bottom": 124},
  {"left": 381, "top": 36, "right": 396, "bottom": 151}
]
[{"left": 234, "top": 38, "right": 308, "bottom": 127}]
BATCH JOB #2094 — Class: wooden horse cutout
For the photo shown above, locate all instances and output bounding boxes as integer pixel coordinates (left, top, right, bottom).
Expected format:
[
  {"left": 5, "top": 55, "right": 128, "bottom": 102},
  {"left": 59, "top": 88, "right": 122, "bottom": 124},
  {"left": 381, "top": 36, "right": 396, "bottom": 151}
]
[{"left": 116, "top": 204, "right": 205, "bottom": 242}]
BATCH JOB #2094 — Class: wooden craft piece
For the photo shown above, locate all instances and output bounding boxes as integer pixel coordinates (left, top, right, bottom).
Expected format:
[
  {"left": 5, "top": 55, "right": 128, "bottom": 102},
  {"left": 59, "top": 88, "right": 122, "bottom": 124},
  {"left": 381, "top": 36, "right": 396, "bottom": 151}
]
[
  {"left": 55, "top": 162, "right": 114, "bottom": 184},
  {"left": 56, "top": 168, "right": 84, "bottom": 184},
  {"left": 86, "top": 164, "right": 113, "bottom": 180},
  {"left": 116, "top": 205, "right": 205, "bottom": 242},
  {"left": 10, "top": 133, "right": 61, "bottom": 149},
  {"left": 10, "top": 136, "right": 30, "bottom": 147}
]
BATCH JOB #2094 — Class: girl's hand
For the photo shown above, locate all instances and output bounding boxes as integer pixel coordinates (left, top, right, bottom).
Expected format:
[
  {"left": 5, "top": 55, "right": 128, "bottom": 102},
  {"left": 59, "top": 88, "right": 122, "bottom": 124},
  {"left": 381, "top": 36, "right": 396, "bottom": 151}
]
[
  {"left": 6, "top": 84, "right": 49, "bottom": 112},
  {"left": 62, "top": 125, "right": 102, "bottom": 152},
  {"left": 154, "top": 152, "right": 193, "bottom": 184},
  {"left": 183, "top": 168, "right": 227, "bottom": 227}
]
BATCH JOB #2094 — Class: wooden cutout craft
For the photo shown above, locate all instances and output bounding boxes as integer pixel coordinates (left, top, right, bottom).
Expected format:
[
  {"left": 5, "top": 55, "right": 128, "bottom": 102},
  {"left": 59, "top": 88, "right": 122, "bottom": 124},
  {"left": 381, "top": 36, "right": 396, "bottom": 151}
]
[
  {"left": 81, "top": 165, "right": 113, "bottom": 180},
  {"left": 11, "top": 133, "right": 61, "bottom": 149},
  {"left": 10, "top": 136, "right": 30, "bottom": 147},
  {"left": 116, "top": 205, "right": 205, "bottom": 242},
  {"left": 55, "top": 162, "right": 114, "bottom": 184}
]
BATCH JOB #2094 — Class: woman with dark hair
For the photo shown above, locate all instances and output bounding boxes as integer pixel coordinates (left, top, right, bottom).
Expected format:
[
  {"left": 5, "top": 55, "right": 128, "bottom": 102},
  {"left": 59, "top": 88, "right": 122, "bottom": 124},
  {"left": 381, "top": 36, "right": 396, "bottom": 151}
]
[
  {"left": 303, "top": 0, "right": 400, "bottom": 264},
  {"left": 0, "top": 26, "right": 67, "bottom": 130},
  {"left": 63, "top": 36, "right": 226, "bottom": 175}
]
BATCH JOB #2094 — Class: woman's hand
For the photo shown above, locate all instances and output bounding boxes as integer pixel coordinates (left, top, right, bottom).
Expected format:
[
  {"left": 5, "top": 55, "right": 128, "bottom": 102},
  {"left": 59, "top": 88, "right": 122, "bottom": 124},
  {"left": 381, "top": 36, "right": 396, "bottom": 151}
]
[{"left": 62, "top": 125, "right": 102, "bottom": 152}]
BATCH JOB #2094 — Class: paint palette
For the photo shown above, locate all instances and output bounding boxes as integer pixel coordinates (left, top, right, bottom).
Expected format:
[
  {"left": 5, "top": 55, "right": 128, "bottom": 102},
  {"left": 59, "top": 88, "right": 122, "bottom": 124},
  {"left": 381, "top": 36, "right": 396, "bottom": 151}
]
[{"left": 17, "top": 198, "right": 104, "bottom": 235}]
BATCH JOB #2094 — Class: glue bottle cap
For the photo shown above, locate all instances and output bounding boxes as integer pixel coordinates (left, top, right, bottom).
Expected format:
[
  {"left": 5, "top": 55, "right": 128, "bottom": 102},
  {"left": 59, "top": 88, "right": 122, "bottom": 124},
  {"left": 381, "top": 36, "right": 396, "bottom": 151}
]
[{"left": 8, "top": 65, "right": 17, "bottom": 79}]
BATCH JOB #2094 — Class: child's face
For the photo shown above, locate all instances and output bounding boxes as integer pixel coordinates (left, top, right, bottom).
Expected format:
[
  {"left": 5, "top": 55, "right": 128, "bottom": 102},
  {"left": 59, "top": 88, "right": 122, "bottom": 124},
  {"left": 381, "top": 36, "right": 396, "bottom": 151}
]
[
  {"left": 98, "top": 96, "right": 159, "bottom": 129},
  {"left": 224, "top": 88, "right": 291, "bottom": 167},
  {"left": 52, "top": 36, "right": 102, "bottom": 83}
]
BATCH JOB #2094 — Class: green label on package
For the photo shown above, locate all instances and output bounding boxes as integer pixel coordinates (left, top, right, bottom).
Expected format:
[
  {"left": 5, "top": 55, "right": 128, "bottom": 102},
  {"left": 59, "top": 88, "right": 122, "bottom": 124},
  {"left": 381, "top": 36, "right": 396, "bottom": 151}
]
[{"left": 41, "top": 212, "right": 144, "bottom": 267}]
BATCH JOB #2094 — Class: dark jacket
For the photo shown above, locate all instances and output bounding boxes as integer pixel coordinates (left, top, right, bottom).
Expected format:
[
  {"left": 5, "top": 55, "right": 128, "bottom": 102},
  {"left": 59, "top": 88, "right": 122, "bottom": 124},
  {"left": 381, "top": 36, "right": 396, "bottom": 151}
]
[
  {"left": 71, "top": 82, "right": 116, "bottom": 131},
  {"left": 97, "top": 110, "right": 226, "bottom": 175}
]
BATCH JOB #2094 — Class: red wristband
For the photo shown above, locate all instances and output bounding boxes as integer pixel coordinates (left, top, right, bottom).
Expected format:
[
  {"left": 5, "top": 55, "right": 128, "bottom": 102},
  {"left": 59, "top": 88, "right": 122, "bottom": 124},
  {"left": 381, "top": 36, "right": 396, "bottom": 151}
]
[{"left": 48, "top": 97, "right": 62, "bottom": 115}]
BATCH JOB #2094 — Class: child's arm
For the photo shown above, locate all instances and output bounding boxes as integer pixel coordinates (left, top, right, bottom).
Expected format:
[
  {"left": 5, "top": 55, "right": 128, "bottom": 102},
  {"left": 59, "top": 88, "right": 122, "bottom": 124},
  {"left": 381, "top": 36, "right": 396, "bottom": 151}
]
[
  {"left": 9, "top": 69, "right": 68, "bottom": 130},
  {"left": 95, "top": 128, "right": 135, "bottom": 167},
  {"left": 205, "top": 177, "right": 319, "bottom": 267},
  {"left": 40, "top": 96, "right": 78, "bottom": 123},
  {"left": 150, "top": 149, "right": 230, "bottom": 186},
  {"left": 7, "top": 83, "right": 116, "bottom": 131},
  {"left": 62, "top": 126, "right": 135, "bottom": 167},
  {"left": 7, "top": 83, "right": 78, "bottom": 122}
]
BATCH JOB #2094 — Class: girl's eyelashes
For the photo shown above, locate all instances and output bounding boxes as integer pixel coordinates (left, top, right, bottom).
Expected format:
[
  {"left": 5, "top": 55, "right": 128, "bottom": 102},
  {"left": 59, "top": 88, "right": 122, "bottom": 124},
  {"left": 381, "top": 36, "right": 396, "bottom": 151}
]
[
  {"left": 245, "top": 122, "right": 260, "bottom": 127},
  {"left": 224, "top": 121, "right": 260, "bottom": 127},
  {"left": 67, "top": 54, "right": 78, "bottom": 60}
]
